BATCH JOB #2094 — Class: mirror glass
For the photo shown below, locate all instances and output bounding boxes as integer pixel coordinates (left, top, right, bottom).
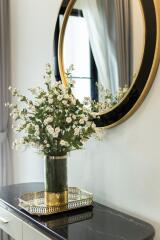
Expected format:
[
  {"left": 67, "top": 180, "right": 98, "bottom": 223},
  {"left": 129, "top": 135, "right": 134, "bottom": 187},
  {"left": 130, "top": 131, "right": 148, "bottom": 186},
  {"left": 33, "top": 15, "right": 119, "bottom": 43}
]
[{"left": 60, "top": 0, "right": 145, "bottom": 113}]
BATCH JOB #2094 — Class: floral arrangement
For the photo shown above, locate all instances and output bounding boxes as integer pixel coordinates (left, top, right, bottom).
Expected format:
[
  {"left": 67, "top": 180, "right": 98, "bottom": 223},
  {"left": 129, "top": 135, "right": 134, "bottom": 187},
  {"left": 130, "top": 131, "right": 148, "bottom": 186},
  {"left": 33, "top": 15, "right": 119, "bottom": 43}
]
[
  {"left": 6, "top": 64, "right": 97, "bottom": 156},
  {"left": 67, "top": 64, "right": 128, "bottom": 113},
  {"left": 83, "top": 82, "right": 129, "bottom": 113}
]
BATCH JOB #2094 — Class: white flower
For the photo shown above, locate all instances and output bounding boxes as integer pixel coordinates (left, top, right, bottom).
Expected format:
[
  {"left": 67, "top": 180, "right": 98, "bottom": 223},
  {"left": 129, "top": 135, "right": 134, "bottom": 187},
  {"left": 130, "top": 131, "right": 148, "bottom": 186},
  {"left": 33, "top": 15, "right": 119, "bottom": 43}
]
[
  {"left": 34, "top": 125, "right": 40, "bottom": 136},
  {"left": 52, "top": 132, "right": 59, "bottom": 138},
  {"left": 71, "top": 97, "right": 76, "bottom": 105},
  {"left": 79, "top": 119, "right": 85, "bottom": 125},
  {"left": 64, "top": 94, "right": 69, "bottom": 99},
  {"left": 100, "top": 103, "right": 106, "bottom": 110},
  {"left": 80, "top": 139, "right": 85, "bottom": 144},
  {"left": 48, "top": 98, "right": 53, "bottom": 104},
  {"left": 86, "top": 121, "right": 91, "bottom": 127},
  {"left": 62, "top": 100, "right": 67, "bottom": 105},
  {"left": 123, "top": 87, "right": 128, "bottom": 93},
  {"left": 12, "top": 88, "right": 18, "bottom": 96},
  {"left": 46, "top": 116, "right": 53, "bottom": 124},
  {"left": 72, "top": 115, "right": 76, "bottom": 120},
  {"left": 81, "top": 114, "right": 88, "bottom": 122},
  {"left": 91, "top": 112, "right": 97, "bottom": 118},
  {"left": 46, "top": 125, "right": 59, "bottom": 138},
  {"left": 74, "top": 128, "right": 80, "bottom": 136},
  {"left": 55, "top": 127, "right": 60, "bottom": 133},
  {"left": 34, "top": 102, "right": 39, "bottom": 107},
  {"left": 46, "top": 106, "right": 52, "bottom": 112},
  {"left": 92, "top": 122, "right": 96, "bottom": 129},
  {"left": 84, "top": 116, "right": 88, "bottom": 121},
  {"left": 25, "top": 124, "right": 30, "bottom": 130},
  {"left": 46, "top": 125, "right": 54, "bottom": 135},
  {"left": 37, "top": 98, "right": 45, "bottom": 105},
  {"left": 106, "top": 99, "right": 111, "bottom": 104},
  {"left": 44, "top": 116, "right": 53, "bottom": 125},
  {"left": 53, "top": 90, "right": 59, "bottom": 95},
  {"left": 46, "top": 144, "right": 50, "bottom": 148},
  {"left": 60, "top": 140, "right": 69, "bottom": 146},
  {"left": 66, "top": 117, "right": 72, "bottom": 123},
  {"left": 30, "top": 105, "right": 36, "bottom": 112},
  {"left": 58, "top": 84, "right": 64, "bottom": 91},
  {"left": 57, "top": 95, "right": 63, "bottom": 101},
  {"left": 48, "top": 95, "right": 53, "bottom": 99}
]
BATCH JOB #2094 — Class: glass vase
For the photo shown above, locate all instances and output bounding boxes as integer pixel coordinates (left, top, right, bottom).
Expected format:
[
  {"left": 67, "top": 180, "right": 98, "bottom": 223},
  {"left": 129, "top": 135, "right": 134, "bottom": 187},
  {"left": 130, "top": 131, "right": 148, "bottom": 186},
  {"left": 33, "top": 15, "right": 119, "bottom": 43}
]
[{"left": 44, "top": 155, "right": 68, "bottom": 206}]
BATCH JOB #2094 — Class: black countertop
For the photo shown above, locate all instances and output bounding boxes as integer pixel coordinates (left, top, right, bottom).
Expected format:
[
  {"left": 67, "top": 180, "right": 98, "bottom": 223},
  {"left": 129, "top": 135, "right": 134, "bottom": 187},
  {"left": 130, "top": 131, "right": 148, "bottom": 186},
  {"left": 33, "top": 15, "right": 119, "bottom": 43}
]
[{"left": 0, "top": 183, "right": 155, "bottom": 240}]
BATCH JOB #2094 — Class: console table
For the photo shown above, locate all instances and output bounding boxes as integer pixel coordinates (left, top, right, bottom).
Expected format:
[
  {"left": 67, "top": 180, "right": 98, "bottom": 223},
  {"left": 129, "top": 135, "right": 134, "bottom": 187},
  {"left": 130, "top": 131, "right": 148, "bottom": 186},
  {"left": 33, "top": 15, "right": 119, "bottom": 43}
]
[{"left": 0, "top": 183, "right": 155, "bottom": 240}]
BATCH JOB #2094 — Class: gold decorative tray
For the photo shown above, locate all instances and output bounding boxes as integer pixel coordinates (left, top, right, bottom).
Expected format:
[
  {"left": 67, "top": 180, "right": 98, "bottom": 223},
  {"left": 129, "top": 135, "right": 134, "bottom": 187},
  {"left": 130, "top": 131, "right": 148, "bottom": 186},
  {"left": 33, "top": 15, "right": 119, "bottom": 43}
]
[{"left": 18, "top": 187, "right": 93, "bottom": 216}]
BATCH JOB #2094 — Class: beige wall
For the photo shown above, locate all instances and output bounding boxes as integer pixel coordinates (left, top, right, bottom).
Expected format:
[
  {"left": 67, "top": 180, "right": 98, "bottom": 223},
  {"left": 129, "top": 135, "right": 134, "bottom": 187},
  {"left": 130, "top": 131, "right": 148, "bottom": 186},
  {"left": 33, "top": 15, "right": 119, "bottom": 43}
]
[{"left": 10, "top": 0, "right": 160, "bottom": 239}]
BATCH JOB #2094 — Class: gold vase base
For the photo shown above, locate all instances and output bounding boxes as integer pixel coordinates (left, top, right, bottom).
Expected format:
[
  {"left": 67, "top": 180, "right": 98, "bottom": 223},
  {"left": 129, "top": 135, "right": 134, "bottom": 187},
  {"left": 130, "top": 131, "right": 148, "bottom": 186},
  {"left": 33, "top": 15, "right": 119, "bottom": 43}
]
[
  {"left": 44, "top": 191, "right": 68, "bottom": 207},
  {"left": 18, "top": 187, "right": 93, "bottom": 216}
]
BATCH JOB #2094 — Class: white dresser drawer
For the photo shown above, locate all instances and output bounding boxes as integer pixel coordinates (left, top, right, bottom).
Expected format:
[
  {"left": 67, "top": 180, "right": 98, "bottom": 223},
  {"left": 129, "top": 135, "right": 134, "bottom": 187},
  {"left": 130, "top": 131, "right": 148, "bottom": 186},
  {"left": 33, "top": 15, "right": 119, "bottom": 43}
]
[
  {"left": 23, "top": 222, "right": 54, "bottom": 240},
  {"left": 0, "top": 206, "right": 23, "bottom": 240}
]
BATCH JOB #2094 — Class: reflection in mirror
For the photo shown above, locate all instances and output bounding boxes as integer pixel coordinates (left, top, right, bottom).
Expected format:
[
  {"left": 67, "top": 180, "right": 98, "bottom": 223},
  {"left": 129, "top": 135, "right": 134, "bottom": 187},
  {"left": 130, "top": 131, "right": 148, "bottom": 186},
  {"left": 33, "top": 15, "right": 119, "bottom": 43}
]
[{"left": 60, "top": 0, "right": 145, "bottom": 113}]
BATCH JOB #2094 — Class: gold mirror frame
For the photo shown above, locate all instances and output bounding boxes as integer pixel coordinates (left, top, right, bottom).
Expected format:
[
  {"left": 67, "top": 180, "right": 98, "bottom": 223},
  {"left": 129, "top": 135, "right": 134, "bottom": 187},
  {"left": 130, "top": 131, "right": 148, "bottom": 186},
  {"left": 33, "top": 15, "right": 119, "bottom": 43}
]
[{"left": 58, "top": 0, "right": 160, "bottom": 128}]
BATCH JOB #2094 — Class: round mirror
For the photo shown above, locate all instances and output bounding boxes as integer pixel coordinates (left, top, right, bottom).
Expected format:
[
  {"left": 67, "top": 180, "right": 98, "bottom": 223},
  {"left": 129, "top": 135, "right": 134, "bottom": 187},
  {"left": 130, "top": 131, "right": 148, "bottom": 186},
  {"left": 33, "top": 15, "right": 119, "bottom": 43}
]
[{"left": 55, "top": 0, "right": 160, "bottom": 128}]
